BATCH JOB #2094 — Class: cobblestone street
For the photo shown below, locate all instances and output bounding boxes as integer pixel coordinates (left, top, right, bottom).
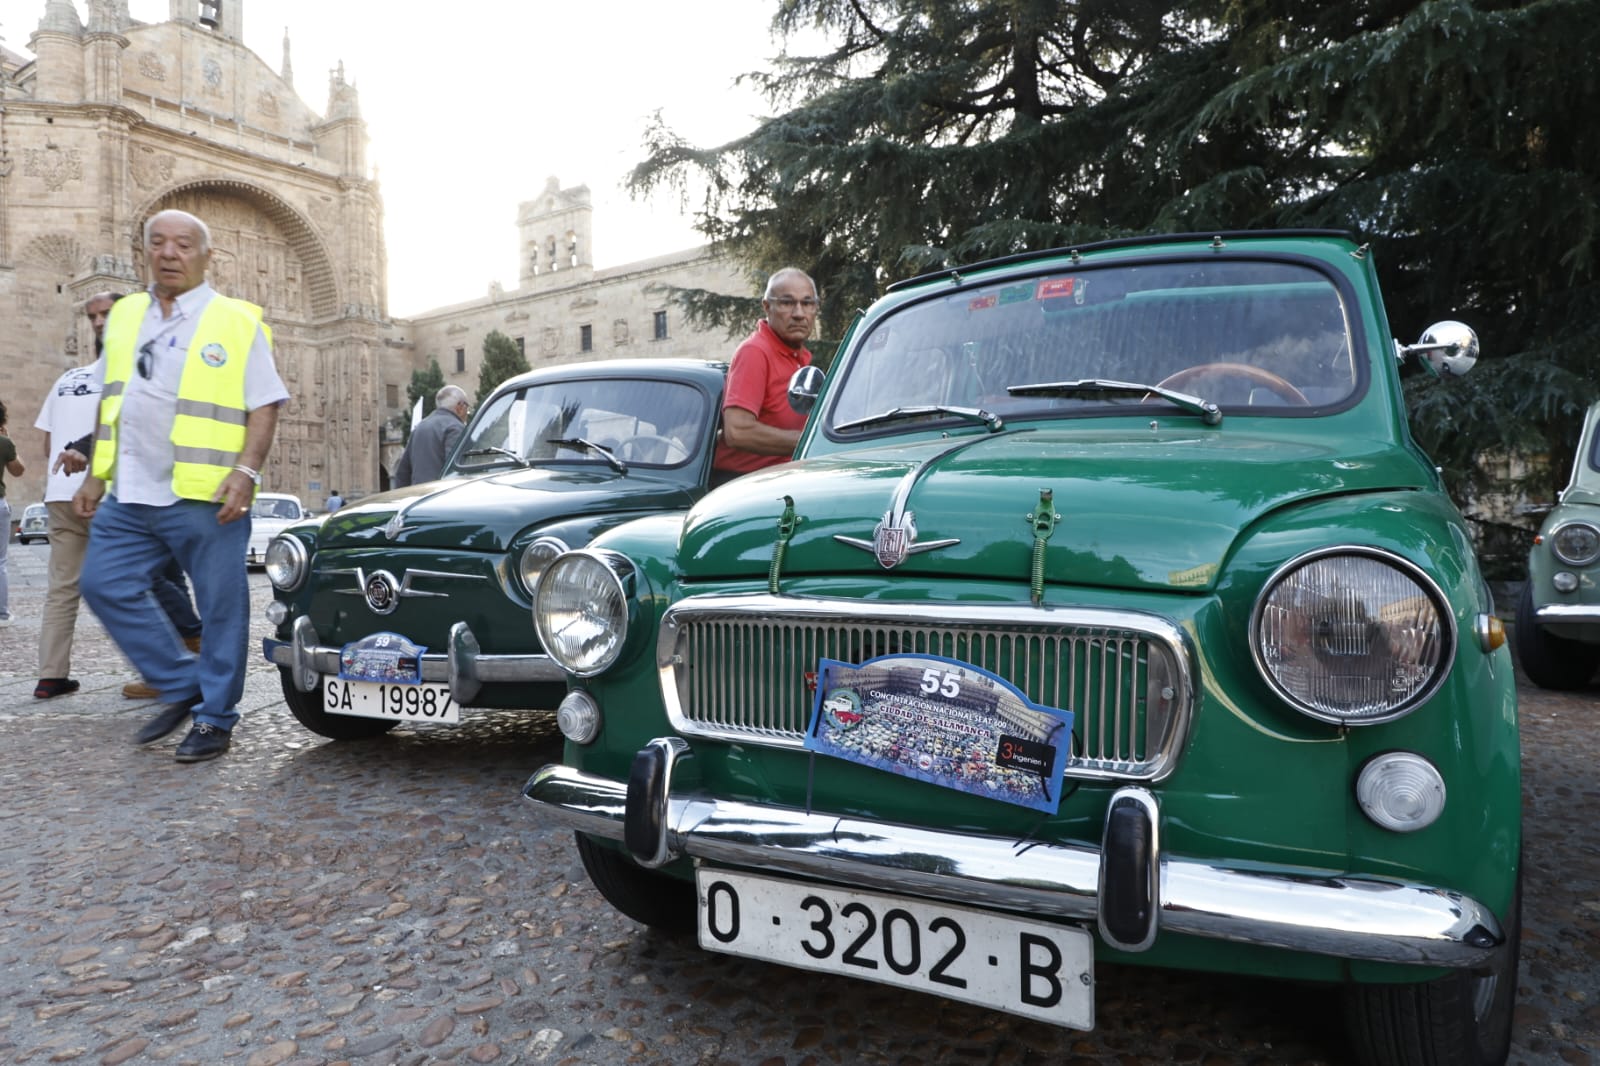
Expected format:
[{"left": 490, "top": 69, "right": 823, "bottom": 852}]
[{"left": 0, "top": 539, "right": 1595, "bottom": 1065}]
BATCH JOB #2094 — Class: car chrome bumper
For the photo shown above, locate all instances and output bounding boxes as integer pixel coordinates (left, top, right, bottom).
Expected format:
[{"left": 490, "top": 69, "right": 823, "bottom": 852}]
[
  {"left": 1533, "top": 602, "right": 1600, "bottom": 624},
  {"left": 523, "top": 755, "right": 1504, "bottom": 969},
  {"left": 262, "top": 614, "right": 566, "bottom": 704}
]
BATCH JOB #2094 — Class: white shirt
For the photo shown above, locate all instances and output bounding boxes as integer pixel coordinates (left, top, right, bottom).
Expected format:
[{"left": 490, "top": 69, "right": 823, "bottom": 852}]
[
  {"left": 112, "top": 282, "right": 290, "bottom": 506},
  {"left": 35, "top": 356, "right": 105, "bottom": 503}
]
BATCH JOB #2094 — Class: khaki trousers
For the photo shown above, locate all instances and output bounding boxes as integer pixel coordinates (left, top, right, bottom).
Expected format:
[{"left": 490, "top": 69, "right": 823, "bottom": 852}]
[{"left": 38, "top": 500, "right": 91, "bottom": 678}]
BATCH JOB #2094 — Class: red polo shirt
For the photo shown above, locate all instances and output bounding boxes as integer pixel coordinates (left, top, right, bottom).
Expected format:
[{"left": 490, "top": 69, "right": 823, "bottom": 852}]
[{"left": 713, "top": 319, "right": 813, "bottom": 475}]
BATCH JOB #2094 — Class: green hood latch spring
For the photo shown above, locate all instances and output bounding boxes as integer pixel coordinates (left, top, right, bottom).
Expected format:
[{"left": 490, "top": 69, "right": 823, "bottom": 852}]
[{"left": 1026, "top": 487, "right": 1060, "bottom": 606}]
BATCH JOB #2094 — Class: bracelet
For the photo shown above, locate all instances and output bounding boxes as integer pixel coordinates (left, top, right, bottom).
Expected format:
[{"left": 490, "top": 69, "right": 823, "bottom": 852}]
[{"left": 232, "top": 463, "right": 261, "bottom": 484}]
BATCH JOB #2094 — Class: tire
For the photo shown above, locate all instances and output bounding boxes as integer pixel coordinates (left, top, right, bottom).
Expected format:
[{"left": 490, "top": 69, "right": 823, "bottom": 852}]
[
  {"left": 1513, "top": 581, "right": 1599, "bottom": 690},
  {"left": 575, "top": 831, "right": 696, "bottom": 933},
  {"left": 277, "top": 667, "right": 397, "bottom": 740},
  {"left": 1343, "top": 868, "right": 1520, "bottom": 1066}
]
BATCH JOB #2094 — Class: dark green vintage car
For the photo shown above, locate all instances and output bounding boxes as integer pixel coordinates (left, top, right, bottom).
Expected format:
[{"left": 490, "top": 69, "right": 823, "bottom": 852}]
[
  {"left": 260, "top": 358, "right": 726, "bottom": 739},
  {"left": 523, "top": 232, "right": 1520, "bottom": 1064}
]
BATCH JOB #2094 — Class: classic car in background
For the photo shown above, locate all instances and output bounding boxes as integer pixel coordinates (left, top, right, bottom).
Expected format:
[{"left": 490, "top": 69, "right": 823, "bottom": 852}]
[
  {"left": 260, "top": 359, "right": 727, "bottom": 740},
  {"left": 522, "top": 232, "right": 1520, "bottom": 1065},
  {"left": 1516, "top": 397, "right": 1600, "bottom": 689},
  {"left": 17, "top": 502, "right": 49, "bottom": 545},
  {"left": 245, "top": 493, "right": 307, "bottom": 566}
]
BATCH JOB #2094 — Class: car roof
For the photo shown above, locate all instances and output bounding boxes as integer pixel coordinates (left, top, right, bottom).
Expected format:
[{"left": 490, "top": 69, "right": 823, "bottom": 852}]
[{"left": 486, "top": 357, "right": 730, "bottom": 400}]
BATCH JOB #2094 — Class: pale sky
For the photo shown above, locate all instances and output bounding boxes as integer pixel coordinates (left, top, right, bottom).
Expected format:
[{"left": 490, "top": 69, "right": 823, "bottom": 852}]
[{"left": 0, "top": 0, "right": 798, "bottom": 315}]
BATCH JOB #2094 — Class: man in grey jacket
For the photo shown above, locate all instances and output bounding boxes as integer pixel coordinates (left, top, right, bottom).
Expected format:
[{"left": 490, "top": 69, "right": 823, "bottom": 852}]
[{"left": 393, "top": 385, "right": 470, "bottom": 487}]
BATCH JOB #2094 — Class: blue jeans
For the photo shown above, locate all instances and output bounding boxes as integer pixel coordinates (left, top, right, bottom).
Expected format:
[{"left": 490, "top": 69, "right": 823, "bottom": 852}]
[
  {"left": 81, "top": 495, "right": 250, "bottom": 730},
  {"left": 152, "top": 557, "right": 203, "bottom": 638}
]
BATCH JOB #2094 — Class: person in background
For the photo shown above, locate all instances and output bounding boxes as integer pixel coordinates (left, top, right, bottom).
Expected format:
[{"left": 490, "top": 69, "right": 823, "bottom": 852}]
[
  {"left": 710, "top": 267, "right": 818, "bottom": 488},
  {"left": 76, "top": 209, "right": 288, "bottom": 763},
  {"left": 392, "top": 385, "right": 469, "bottom": 487},
  {"left": 0, "top": 399, "right": 25, "bottom": 626},
  {"left": 325, "top": 488, "right": 344, "bottom": 512}
]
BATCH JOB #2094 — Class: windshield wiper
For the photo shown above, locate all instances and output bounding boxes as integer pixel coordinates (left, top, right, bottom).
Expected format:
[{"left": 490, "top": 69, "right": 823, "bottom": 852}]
[
  {"left": 834, "top": 404, "right": 1004, "bottom": 434},
  {"left": 1006, "top": 379, "right": 1222, "bottom": 426},
  {"left": 458, "top": 445, "right": 529, "bottom": 467},
  {"left": 546, "top": 437, "right": 628, "bottom": 474}
]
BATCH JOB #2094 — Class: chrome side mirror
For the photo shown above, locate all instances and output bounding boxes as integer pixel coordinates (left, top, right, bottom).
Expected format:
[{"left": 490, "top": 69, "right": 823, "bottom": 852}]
[
  {"left": 1397, "top": 320, "right": 1480, "bottom": 377},
  {"left": 787, "top": 365, "right": 826, "bottom": 415}
]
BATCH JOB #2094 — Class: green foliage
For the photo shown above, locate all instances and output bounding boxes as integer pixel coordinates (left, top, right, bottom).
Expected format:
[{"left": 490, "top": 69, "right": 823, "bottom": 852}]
[
  {"left": 476, "top": 330, "right": 530, "bottom": 404},
  {"left": 402, "top": 358, "right": 446, "bottom": 445},
  {"left": 631, "top": 0, "right": 1600, "bottom": 574}
]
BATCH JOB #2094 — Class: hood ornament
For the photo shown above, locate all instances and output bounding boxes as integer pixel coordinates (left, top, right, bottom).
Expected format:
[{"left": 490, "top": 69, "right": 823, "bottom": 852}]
[{"left": 835, "top": 439, "right": 977, "bottom": 569}]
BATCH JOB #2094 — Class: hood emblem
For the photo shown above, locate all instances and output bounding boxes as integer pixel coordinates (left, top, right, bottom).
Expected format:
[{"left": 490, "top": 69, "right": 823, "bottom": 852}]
[
  {"left": 383, "top": 512, "right": 406, "bottom": 539},
  {"left": 363, "top": 570, "right": 401, "bottom": 614}
]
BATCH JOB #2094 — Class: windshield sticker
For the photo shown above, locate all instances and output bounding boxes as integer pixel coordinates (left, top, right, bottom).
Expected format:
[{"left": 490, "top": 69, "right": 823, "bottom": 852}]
[
  {"left": 999, "top": 283, "right": 1034, "bottom": 305},
  {"left": 805, "top": 653, "right": 1075, "bottom": 813},
  {"left": 968, "top": 294, "right": 997, "bottom": 312},
  {"left": 1037, "top": 278, "right": 1076, "bottom": 299},
  {"left": 338, "top": 631, "right": 427, "bottom": 684}
]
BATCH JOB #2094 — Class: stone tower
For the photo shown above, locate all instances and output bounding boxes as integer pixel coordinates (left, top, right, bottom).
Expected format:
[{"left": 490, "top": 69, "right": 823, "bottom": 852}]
[{"left": 517, "top": 177, "right": 593, "bottom": 289}]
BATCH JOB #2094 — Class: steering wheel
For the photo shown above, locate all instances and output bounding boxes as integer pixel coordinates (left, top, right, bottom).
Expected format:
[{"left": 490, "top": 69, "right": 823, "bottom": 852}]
[
  {"left": 1155, "top": 362, "right": 1308, "bottom": 405},
  {"left": 617, "top": 435, "right": 690, "bottom": 464}
]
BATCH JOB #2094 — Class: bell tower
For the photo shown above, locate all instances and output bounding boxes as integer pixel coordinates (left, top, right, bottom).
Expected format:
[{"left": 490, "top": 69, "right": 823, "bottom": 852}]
[
  {"left": 169, "top": 0, "right": 243, "bottom": 40},
  {"left": 517, "top": 177, "right": 594, "bottom": 290}
]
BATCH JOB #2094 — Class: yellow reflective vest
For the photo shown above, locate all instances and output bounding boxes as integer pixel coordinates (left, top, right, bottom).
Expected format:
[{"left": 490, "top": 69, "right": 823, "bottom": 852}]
[{"left": 94, "top": 292, "right": 271, "bottom": 500}]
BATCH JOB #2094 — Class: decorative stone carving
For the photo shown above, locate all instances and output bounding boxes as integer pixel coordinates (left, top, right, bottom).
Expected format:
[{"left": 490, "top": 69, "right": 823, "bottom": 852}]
[
  {"left": 505, "top": 309, "right": 529, "bottom": 323},
  {"left": 256, "top": 90, "right": 279, "bottom": 118},
  {"left": 129, "top": 145, "right": 175, "bottom": 190},
  {"left": 23, "top": 146, "right": 83, "bottom": 192},
  {"left": 202, "top": 58, "right": 224, "bottom": 96},
  {"left": 21, "top": 233, "right": 86, "bottom": 275},
  {"left": 612, "top": 318, "right": 629, "bottom": 345},
  {"left": 541, "top": 327, "right": 558, "bottom": 355},
  {"left": 446, "top": 322, "right": 469, "bottom": 335},
  {"left": 138, "top": 51, "right": 166, "bottom": 80}
]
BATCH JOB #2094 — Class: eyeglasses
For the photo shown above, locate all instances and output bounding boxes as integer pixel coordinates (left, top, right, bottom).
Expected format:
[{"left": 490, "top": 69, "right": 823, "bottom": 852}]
[
  {"left": 136, "top": 339, "right": 156, "bottom": 380},
  {"left": 769, "top": 297, "right": 820, "bottom": 313}
]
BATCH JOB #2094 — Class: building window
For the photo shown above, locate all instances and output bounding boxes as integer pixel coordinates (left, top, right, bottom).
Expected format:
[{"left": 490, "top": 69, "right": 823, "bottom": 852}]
[
  {"left": 653, "top": 310, "right": 669, "bottom": 341},
  {"left": 455, "top": 347, "right": 465, "bottom": 373},
  {"left": 385, "top": 383, "right": 399, "bottom": 407},
  {"left": 579, "top": 324, "right": 593, "bottom": 353},
  {"left": 515, "top": 336, "right": 525, "bottom": 357}
]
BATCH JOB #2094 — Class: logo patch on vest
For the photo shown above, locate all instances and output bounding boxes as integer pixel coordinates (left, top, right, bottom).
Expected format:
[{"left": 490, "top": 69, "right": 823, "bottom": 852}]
[{"left": 200, "top": 342, "right": 228, "bottom": 368}]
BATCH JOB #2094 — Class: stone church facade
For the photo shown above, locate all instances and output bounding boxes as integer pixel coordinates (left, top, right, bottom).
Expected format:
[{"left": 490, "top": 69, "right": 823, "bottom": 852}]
[{"left": 0, "top": 0, "right": 747, "bottom": 508}]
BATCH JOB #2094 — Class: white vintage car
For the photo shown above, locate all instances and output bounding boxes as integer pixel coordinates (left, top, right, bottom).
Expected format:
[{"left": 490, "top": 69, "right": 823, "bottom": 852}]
[{"left": 246, "top": 493, "right": 307, "bottom": 566}]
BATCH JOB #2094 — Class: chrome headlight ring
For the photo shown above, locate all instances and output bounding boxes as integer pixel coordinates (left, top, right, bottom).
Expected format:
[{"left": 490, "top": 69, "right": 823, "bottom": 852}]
[
  {"left": 518, "top": 535, "right": 570, "bottom": 598},
  {"left": 264, "top": 534, "right": 309, "bottom": 592},
  {"left": 1549, "top": 521, "right": 1600, "bottom": 567},
  {"left": 1250, "top": 545, "right": 1455, "bottom": 726},
  {"left": 532, "top": 549, "right": 637, "bottom": 677}
]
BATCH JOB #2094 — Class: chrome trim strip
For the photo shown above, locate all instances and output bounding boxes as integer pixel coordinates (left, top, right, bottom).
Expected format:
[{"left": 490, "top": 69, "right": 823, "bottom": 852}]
[
  {"left": 1533, "top": 603, "right": 1600, "bottom": 623},
  {"left": 327, "top": 566, "right": 488, "bottom": 600},
  {"left": 523, "top": 763, "right": 1502, "bottom": 968},
  {"left": 656, "top": 592, "right": 1195, "bottom": 782}
]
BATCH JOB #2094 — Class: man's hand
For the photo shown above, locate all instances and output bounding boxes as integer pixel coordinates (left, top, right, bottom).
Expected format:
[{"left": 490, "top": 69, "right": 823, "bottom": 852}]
[
  {"left": 52, "top": 448, "right": 89, "bottom": 475},
  {"left": 212, "top": 470, "right": 256, "bottom": 525},
  {"left": 72, "top": 476, "right": 105, "bottom": 520}
]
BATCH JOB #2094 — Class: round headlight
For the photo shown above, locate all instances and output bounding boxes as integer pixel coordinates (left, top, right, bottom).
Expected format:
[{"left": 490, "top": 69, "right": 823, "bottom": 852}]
[
  {"left": 1355, "top": 752, "right": 1446, "bottom": 832},
  {"left": 533, "top": 550, "right": 634, "bottom": 676},
  {"left": 264, "top": 534, "right": 308, "bottom": 591},
  {"left": 518, "top": 536, "right": 570, "bottom": 596},
  {"left": 1251, "top": 548, "right": 1453, "bottom": 724},
  {"left": 1550, "top": 522, "right": 1600, "bottom": 567}
]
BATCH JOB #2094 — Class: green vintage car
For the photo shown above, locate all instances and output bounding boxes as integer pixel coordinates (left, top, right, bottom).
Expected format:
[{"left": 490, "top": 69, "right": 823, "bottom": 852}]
[
  {"left": 1516, "top": 398, "right": 1600, "bottom": 689},
  {"left": 523, "top": 232, "right": 1520, "bottom": 1064},
  {"left": 260, "top": 358, "right": 726, "bottom": 739}
]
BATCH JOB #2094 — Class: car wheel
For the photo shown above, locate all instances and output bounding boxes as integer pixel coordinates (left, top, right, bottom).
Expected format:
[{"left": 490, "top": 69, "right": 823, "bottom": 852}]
[
  {"left": 1342, "top": 866, "right": 1520, "bottom": 1066},
  {"left": 575, "top": 831, "right": 696, "bottom": 933},
  {"left": 277, "top": 667, "right": 398, "bottom": 740},
  {"left": 1513, "top": 581, "right": 1599, "bottom": 689}
]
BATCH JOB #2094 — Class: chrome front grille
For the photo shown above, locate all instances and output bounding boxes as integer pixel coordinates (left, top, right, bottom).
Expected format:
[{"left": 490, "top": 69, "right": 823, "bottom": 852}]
[{"left": 657, "top": 594, "right": 1194, "bottom": 782}]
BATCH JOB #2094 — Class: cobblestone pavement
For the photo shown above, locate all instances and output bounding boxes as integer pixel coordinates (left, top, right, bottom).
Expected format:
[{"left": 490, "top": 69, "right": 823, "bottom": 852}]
[{"left": 0, "top": 538, "right": 1595, "bottom": 1065}]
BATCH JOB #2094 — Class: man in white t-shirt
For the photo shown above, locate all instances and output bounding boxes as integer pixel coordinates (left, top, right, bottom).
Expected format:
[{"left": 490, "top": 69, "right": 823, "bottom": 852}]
[{"left": 31, "top": 292, "right": 115, "bottom": 699}]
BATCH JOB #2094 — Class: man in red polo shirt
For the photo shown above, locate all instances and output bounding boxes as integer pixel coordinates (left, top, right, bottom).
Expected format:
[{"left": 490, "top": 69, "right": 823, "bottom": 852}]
[{"left": 711, "top": 267, "right": 818, "bottom": 486}]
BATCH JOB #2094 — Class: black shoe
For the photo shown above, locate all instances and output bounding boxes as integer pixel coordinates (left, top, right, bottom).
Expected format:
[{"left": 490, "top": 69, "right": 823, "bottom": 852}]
[
  {"left": 174, "top": 722, "right": 231, "bottom": 763},
  {"left": 135, "top": 700, "right": 195, "bottom": 745}
]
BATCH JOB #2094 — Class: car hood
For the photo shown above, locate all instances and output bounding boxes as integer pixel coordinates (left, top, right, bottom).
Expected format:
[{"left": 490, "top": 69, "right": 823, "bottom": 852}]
[
  {"left": 315, "top": 466, "right": 699, "bottom": 553},
  {"left": 679, "top": 428, "right": 1435, "bottom": 593}
]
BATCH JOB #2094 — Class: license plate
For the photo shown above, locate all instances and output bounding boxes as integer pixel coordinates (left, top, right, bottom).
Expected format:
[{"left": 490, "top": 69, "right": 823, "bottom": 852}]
[
  {"left": 323, "top": 676, "right": 459, "bottom": 723},
  {"left": 695, "top": 869, "right": 1093, "bottom": 1028}
]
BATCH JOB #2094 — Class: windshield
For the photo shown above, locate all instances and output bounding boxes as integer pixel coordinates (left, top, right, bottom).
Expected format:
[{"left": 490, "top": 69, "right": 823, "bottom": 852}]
[
  {"left": 825, "top": 259, "right": 1357, "bottom": 434},
  {"left": 449, "top": 377, "right": 709, "bottom": 474},
  {"left": 251, "top": 497, "right": 301, "bottom": 520}
]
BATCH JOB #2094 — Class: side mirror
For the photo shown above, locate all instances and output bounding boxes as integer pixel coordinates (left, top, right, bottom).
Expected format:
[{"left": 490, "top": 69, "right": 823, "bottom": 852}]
[
  {"left": 1398, "top": 320, "right": 1480, "bottom": 377},
  {"left": 788, "top": 365, "right": 826, "bottom": 415}
]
